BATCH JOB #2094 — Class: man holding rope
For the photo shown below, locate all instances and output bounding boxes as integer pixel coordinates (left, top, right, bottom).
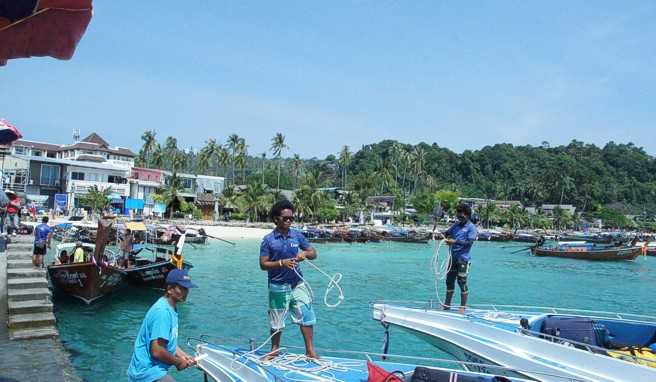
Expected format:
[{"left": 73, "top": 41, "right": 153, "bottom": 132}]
[
  {"left": 260, "top": 199, "right": 319, "bottom": 359},
  {"left": 442, "top": 203, "right": 477, "bottom": 314}
]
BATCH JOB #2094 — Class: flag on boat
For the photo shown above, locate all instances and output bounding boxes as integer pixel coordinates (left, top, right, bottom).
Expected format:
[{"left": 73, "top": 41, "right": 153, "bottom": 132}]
[
  {"left": 0, "top": 119, "right": 22, "bottom": 145},
  {"left": 0, "top": 0, "right": 93, "bottom": 66}
]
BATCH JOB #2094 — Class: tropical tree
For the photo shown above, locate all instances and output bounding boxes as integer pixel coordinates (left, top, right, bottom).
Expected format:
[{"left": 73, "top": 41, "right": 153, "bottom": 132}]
[
  {"left": 479, "top": 202, "right": 497, "bottom": 229},
  {"left": 226, "top": 134, "right": 241, "bottom": 185},
  {"left": 140, "top": 130, "right": 157, "bottom": 167},
  {"left": 292, "top": 154, "right": 303, "bottom": 189},
  {"left": 79, "top": 185, "right": 112, "bottom": 215},
  {"left": 338, "top": 145, "right": 352, "bottom": 190},
  {"left": 270, "top": 132, "right": 288, "bottom": 190},
  {"left": 260, "top": 152, "right": 267, "bottom": 185},
  {"left": 237, "top": 182, "right": 271, "bottom": 222},
  {"left": 155, "top": 174, "right": 185, "bottom": 218}
]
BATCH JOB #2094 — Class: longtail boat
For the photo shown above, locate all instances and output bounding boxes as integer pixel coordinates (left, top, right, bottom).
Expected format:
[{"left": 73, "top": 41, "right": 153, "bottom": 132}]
[
  {"left": 48, "top": 218, "right": 126, "bottom": 304},
  {"left": 531, "top": 245, "right": 641, "bottom": 261},
  {"left": 121, "top": 222, "right": 193, "bottom": 289}
]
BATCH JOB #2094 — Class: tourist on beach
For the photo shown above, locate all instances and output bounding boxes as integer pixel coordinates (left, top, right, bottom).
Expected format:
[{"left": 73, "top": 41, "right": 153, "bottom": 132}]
[
  {"left": 442, "top": 203, "right": 477, "bottom": 314},
  {"left": 260, "top": 200, "right": 319, "bottom": 359},
  {"left": 33, "top": 216, "right": 52, "bottom": 268},
  {"left": 5, "top": 189, "right": 21, "bottom": 237},
  {"left": 73, "top": 241, "right": 86, "bottom": 263},
  {"left": 127, "top": 269, "right": 197, "bottom": 382}
]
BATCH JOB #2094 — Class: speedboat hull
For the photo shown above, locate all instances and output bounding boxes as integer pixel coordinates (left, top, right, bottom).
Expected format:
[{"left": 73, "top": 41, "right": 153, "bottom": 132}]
[
  {"left": 193, "top": 342, "right": 533, "bottom": 382},
  {"left": 372, "top": 304, "right": 656, "bottom": 382}
]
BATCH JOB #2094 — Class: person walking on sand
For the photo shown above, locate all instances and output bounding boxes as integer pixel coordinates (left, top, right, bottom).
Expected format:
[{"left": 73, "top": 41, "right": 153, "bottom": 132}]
[
  {"left": 442, "top": 203, "right": 477, "bottom": 314},
  {"left": 260, "top": 200, "right": 319, "bottom": 359},
  {"left": 127, "top": 269, "right": 197, "bottom": 382},
  {"left": 33, "top": 216, "right": 52, "bottom": 268}
]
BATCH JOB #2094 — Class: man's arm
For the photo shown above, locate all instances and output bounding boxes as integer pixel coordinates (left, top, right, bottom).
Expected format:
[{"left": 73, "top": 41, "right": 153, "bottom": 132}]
[
  {"left": 296, "top": 234, "right": 316, "bottom": 261},
  {"left": 150, "top": 339, "right": 192, "bottom": 370},
  {"left": 259, "top": 240, "right": 296, "bottom": 270},
  {"left": 175, "top": 346, "right": 196, "bottom": 365}
]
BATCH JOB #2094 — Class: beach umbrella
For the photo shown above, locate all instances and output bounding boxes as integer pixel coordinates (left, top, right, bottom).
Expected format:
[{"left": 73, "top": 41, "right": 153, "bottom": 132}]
[
  {"left": 0, "top": 0, "right": 93, "bottom": 66},
  {"left": 0, "top": 119, "right": 23, "bottom": 145}
]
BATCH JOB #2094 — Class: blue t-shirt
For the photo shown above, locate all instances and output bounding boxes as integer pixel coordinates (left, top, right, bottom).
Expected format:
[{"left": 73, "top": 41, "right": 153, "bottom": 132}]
[
  {"left": 260, "top": 228, "right": 312, "bottom": 286},
  {"left": 127, "top": 297, "right": 179, "bottom": 382},
  {"left": 34, "top": 223, "right": 52, "bottom": 244},
  {"left": 445, "top": 221, "right": 477, "bottom": 263}
]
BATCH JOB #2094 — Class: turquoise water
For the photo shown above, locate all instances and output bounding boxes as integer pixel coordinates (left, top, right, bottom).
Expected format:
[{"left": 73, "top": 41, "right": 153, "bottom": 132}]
[{"left": 51, "top": 241, "right": 656, "bottom": 381}]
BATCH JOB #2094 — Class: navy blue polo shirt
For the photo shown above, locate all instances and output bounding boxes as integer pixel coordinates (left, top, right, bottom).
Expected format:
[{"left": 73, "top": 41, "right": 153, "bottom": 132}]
[
  {"left": 445, "top": 221, "right": 477, "bottom": 263},
  {"left": 260, "top": 228, "right": 312, "bottom": 286}
]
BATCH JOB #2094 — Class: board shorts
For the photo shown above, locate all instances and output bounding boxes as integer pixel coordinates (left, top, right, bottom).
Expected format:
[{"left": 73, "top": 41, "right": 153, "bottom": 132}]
[
  {"left": 268, "top": 282, "right": 316, "bottom": 330},
  {"left": 33, "top": 242, "right": 47, "bottom": 256}
]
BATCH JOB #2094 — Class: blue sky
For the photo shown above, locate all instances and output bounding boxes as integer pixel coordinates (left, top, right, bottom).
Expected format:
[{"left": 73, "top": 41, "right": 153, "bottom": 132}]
[{"left": 1, "top": 1, "right": 655, "bottom": 158}]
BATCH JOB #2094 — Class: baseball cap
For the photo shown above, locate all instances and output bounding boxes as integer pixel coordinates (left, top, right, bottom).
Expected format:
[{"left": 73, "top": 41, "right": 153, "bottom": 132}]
[{"left": 165, "top": 269, "right": 197, "bottom": 289}]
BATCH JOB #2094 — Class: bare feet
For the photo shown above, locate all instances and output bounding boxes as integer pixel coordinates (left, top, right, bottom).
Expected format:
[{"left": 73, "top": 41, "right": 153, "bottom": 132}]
[
  {"left": 263, "top": 348, "right": 280, "bottom": 361},
  {"left": 458, "top": 306, "right": 466, "bottom": 315},
  {"left": 441, "top": 304, "right": 451, "bottom": 311},
  {"left": 306, "top": 351, "right": 320, "bottom": 360}
]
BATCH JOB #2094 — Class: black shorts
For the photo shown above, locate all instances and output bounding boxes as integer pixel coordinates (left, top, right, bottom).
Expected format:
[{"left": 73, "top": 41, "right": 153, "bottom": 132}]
[
  {"left": 448, "top": 261, "right": 470, "bottom": 277},
  {"left": 33, "top": 244, "right": 47, "bottom": 256}
]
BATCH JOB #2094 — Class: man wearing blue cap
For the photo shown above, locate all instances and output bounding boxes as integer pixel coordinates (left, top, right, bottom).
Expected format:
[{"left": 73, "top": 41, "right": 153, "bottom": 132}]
[{"left": 127, "top": 269, "right": 197, "bottom": 382}]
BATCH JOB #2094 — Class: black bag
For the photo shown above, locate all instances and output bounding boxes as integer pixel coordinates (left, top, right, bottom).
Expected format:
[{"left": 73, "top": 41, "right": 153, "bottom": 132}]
[{"left": 411, "top": 367, "right": 511, "bottom": 382}]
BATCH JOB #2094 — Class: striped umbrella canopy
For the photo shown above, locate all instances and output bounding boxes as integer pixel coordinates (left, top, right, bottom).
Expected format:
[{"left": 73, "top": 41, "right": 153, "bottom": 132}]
[
  {"left": 0, "top": 0, "right": 93, "bottom": 66},
  {"left": 0, "top": 119, "right": 23, "bottom": 145}
]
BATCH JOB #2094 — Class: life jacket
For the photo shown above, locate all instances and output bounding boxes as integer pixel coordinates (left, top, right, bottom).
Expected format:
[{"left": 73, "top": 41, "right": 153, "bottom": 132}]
[{"left": 608, "top": 346, "right": 656, "bottom": 368}]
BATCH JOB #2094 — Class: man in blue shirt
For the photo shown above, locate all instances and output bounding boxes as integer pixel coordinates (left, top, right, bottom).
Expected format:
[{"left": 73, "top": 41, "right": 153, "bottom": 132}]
[
  {"left": 260, "top": 200, "right": 318, "bottom": 359},
  {"left": 127, "top": 269, "right": 197, "bottom": 382},
  {"left": 443, "top": 203, "right": 477, "bottom": 314},
  {"left": 33, "top": 216, "right": 52, "bottom": 269}
]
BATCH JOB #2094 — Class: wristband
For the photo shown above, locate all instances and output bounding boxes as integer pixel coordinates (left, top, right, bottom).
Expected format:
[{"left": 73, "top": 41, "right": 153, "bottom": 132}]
[{"left": 279, "top": 260, "right": 282, "bottom": 267}]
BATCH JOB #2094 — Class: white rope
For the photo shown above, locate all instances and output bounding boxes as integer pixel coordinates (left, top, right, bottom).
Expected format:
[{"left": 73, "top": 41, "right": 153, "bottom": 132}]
[
  {"left": 431, "top": 239, "right": 451, "bottom": 307},
  {"left": 297, "top": 261, "right": 345, "bottom": 308}
]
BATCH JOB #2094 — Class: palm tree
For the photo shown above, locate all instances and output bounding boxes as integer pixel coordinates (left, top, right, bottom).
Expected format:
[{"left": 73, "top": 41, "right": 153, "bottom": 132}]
[
  {"left": 235, "top": 138, "right": 248, "bottom": 184},
  {"left": 227, "top": 134, "right": 241, "bottom": 185},
  {"left": 338, "top": 146, "right": 351, "bottom": 190},
  {"left": 237, "top": 182, "right": 271, "bottom": 222},
  {"left": 197, "top": 151, "right": 211, "bottom": 175},
  {"left": 260, "top": 152, "right": 267, "bottom": 185},
  {"left": 200, "top": 138, "right": 222, "bottom": 176},
  {"left": 560, "top": 175, "right": 575, "bottom": 205},
  {"left": 292, "top": 154, "right": 303, "bottom": 189},
  {"left": 79, "top": 185, "right": 112, "bottom": 216},
  {"left": 412, "top": 146, "right": 426, "bottom": 194},
  {"left": 140, "top": 130, "right": 157, "bottom": 167},
  {"left": 270, "top": 132, "right": 288, "bottom": 191},
  {"left": 156, "top": 174, "right": 184, "bottom": 218},
  {"left": 479, "top": 201, "right": 497, "bottom": 229},
  {"left": 151, "top": 144, "right": 164, "bottom": 169}
]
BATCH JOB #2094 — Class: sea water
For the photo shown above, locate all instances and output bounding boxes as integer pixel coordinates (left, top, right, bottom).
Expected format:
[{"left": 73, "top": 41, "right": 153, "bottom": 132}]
[{"left": 51, "top": 241, "right": 656, "bottom": 381}]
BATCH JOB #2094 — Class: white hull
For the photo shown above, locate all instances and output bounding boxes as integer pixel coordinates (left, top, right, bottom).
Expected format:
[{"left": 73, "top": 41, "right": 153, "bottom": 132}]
[{"left": 372, "top": 304, "right": 656, "bottom": 382}]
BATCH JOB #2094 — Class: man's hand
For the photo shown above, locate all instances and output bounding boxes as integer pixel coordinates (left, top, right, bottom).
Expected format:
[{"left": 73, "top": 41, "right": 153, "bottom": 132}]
[
  {"left": 175, "top": 357, "right": 194, "bottom": 370},
  {"left": 445, "top": 238, "right": 456, "bottom": 245},
  {"left": 282, "top": 258, "right": 297, "bottom": 269},
  {"left": 296, "top": 251, "right": 307, "bottom": 262}
]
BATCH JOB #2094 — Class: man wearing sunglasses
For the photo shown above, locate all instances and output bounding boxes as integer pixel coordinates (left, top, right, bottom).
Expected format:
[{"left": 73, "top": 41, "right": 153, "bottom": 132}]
[{"left": 260, "top": 199, "right": 319, "bottom": 359}]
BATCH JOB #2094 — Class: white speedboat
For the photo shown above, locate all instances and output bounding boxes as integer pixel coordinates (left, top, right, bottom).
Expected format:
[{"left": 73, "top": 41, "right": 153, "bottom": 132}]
[
  {"left": 192, "top": 338, "right": 536, "bottom": 382},
  {"left": 372, "top": 302, "right": 656, "bottom": 382}
]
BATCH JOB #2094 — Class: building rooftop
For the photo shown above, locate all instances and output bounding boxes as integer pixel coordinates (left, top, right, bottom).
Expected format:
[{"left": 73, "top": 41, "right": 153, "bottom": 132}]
[{"left": 15, "top": 133, "right": 136, "bottom": 158}]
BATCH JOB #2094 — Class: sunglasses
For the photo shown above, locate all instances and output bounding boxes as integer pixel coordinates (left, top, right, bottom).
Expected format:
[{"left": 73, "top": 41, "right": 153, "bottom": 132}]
[{"left": 278, "top": 216, "right": 294, "bottom": 222}]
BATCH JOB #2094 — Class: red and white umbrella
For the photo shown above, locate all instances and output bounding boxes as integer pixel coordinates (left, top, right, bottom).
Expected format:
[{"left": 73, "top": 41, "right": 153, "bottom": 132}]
[
  {"left": 0, "top": 119, "right": 23, "bottom": 145},
  {"left": 0, "top": 0, "right": 93, "bottom": 66}
]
